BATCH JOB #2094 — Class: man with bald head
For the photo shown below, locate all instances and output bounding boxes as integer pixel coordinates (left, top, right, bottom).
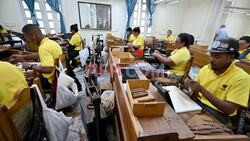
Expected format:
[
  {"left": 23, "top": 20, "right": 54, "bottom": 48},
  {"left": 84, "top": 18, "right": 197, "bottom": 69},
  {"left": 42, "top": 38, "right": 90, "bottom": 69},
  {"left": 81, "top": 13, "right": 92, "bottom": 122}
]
[{"left": 10, "top": 24, "right": 62, "bottom": 89}]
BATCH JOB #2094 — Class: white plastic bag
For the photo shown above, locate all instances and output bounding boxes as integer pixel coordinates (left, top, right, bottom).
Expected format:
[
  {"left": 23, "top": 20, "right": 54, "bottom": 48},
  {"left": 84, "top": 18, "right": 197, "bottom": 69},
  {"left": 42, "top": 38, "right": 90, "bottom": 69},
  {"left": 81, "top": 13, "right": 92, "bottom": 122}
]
[
  {"left": 31, "top": 84, "right": 72, "bottom": 141},
  {"left": 79, "top": 47, "right": 89, "bottom": 67},
  {"left": 101, "top": 90, "right": 115, "bottom": 115},
  {"left": 55, "top": 59, "right": 79, "bottom": 110}
]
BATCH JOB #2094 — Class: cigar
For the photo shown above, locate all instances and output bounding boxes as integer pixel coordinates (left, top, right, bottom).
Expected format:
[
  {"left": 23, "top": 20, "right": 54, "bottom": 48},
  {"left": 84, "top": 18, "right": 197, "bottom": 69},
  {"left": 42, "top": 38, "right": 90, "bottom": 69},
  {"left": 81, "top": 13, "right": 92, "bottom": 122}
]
[
  {"left": 131, "top": 88, "right": 146, "bottom": 93},
  {"left": 138, "top": 97, "right": 155, "bottom": 102},
  {"left": 132, "top": 91, "right": 148, "bottom": 99}
]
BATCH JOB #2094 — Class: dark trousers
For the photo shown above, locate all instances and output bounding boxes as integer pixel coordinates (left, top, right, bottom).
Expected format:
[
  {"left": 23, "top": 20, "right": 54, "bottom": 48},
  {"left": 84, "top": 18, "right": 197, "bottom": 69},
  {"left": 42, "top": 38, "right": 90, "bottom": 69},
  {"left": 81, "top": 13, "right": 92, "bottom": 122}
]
[
  {"left": 196, "top": 100, "right": 231, "bottom": 125},
  {"left": 40, "top": 76, "right": 52, "bottom": 90},
  {"left": 68, "top": 50, "right": 79, "bottom": 68}
]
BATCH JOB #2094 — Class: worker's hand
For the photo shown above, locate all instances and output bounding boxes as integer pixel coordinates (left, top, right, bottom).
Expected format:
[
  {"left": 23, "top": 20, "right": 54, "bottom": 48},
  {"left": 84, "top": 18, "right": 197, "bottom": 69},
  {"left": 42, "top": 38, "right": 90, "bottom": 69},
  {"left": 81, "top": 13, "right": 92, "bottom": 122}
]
[
  {"left": 9, "top": 54, "right": 25, "bottom": 63},
  {"left": 22, "top": 62, "right": 29, "bottom": 70},
  {"left": 152, "top": 50, "right": 160, "bottom": 57},
  {"left": 185, "top": 79, "right": 203, "bottom": 93}
]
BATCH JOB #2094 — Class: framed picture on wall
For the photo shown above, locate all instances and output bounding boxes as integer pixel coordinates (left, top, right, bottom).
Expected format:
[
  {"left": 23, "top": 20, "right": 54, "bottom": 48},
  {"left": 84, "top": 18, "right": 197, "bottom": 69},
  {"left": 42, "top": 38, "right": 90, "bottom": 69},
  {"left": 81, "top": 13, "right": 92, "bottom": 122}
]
[{"left": 78, "top": 2, "right": 112, "bottom": 30}]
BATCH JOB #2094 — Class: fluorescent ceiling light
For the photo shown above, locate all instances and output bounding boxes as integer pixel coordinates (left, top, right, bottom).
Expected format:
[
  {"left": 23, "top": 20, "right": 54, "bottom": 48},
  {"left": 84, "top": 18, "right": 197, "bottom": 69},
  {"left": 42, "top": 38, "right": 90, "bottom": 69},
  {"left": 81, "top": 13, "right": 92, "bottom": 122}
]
[
  {"left": 154, "top": 0, "right": 167, "bottom": 4},
  {"left": 165, "top": 0, "right": 181, "bottom": 5}
]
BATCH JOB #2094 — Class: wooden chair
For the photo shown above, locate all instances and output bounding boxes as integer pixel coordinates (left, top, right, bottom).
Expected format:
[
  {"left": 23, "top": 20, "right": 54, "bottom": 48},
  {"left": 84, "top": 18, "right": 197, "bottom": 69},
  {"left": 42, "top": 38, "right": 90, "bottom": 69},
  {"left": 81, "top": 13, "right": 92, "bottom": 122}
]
[
  {"left": 0, "top": 105, "right": 21, "bottom": 141},
  {"left": 33, "top": 77, "right": 45, "bottom": 98},
  {"left": 180, "top": 56, "right": 194, "bottom": 84},
  {"left": 0, "top": 87, "right": 32, "bottom": 141}
]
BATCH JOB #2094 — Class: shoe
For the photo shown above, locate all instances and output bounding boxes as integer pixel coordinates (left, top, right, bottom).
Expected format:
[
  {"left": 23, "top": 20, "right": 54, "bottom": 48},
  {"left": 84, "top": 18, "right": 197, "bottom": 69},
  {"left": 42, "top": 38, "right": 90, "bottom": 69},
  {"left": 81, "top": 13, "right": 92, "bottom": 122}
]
[{"left": 73, "top": 67, "right": 82, "bottom": 72}]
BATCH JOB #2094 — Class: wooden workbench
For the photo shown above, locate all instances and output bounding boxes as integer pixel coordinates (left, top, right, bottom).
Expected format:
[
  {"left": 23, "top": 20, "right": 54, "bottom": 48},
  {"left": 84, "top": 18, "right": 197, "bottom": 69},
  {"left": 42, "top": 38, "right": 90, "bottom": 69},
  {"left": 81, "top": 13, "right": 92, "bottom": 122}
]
[{"left": 109, "top": 49, "right": 249, "bottom": 141}]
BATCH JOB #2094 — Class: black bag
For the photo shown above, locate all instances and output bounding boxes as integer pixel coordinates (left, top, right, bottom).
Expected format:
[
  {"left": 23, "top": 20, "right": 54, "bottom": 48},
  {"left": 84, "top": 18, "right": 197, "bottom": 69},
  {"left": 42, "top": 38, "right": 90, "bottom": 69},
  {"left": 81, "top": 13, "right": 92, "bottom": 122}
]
[{"left": 25, "top": 88, "right": 46, "bottom": 141}]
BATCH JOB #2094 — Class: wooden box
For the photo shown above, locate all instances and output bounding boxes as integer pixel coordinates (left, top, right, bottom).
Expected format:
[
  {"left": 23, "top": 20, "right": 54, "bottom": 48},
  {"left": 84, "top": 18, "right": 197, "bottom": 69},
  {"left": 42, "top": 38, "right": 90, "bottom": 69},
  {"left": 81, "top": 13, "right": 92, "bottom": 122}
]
[
  {"left": 112, "top": 51, "right": 135, "bottom": 64},
  {"left": 126, "top": 80, "right": 165, "bottom": 117}
]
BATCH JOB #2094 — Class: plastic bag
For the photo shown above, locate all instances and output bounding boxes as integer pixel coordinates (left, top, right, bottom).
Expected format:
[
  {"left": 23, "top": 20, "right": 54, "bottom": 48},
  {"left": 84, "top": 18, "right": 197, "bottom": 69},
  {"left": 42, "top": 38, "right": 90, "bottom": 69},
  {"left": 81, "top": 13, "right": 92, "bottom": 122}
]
[
  {"left": 100, "top": 90, "right": 115, "bottom": 115},
  {"left": 31, "top": 84, "right": 72, "bottom": 141},
  {"left": 79, "top": 47, "right": 89, "bottom": 67},
  {"left": 55, "top": 59, "right": 79, "bottom": 110}
]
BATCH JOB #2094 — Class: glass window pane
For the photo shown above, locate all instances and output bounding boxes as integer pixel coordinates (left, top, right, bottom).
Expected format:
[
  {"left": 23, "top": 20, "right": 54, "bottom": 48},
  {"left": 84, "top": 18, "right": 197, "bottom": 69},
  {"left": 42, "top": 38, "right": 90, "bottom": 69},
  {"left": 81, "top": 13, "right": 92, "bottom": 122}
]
[
  {"left": 142, "top": 4, "right": 147, "bottom": 11},
  {"left": 133, "top": 19, "right": 137, "bottom": 26},
  {"left": 135, "top": 4, "right": 138, "bottom": 11},
  {"left": 22, "top": 1, "right": 28, "bottom": 9},
  {"left": 142, "top": 12, "right": 146, "bottom": 19},
  {"left": 148, "top": 27, "right": 151, "bottom": 33},
  {"left": 45, "top": 3, "right": 51, "bottom": 11},
  {"left": 141, "top": 20, "right": 145, "bottom": 25},
  {"left": 27, "top": 19, "right": 33, "bottom": 24},
  {"left": 50, "top": 29, "right": 56, "bottom": 34},
  {"left": 57, "top": 13, "right": 60, "bottom": 20},
  {"left": 141, "top": 21, "right": 145, "bottom": 26},
  {"left": 134, "top": 12, "right": 137, "bottom": 18},
  {"left": 38, "top": 21, "right": 44, "bottom": 28},
  {"left": 47, "top": 13, "right": 53, "bottom": 20},
  {"left": 36, "top": 12, "right": 42, "bottom": 19},
  {"left": 25, "top": 10, "right": 31, "bottom": 18},
  {"left": 41, "top": 29, "right": 46, "bottom": 34},
  {"left": 141, "top": 27, "right": 145, "bottom": 33},
  {"left": 143, "top": 0, "right": 146, "bottom": 3},
  {"left": 34, "top": 2, "right": 40, "bottom": 10},
  {"left": 49, "top": 22, "right": 55, "bottom": 28}
]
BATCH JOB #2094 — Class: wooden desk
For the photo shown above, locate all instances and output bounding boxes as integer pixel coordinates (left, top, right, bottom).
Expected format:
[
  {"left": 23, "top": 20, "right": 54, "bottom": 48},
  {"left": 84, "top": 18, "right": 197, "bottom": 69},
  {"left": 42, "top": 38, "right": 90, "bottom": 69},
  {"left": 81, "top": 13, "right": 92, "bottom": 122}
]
[{"left": 109, "top": 51, "right": 249, "bottom": 141}]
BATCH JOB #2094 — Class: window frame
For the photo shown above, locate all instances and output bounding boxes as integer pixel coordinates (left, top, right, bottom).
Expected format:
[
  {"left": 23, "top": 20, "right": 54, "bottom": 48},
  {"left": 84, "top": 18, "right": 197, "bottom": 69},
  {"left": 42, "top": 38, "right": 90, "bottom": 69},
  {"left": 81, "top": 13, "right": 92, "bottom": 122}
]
[
  {"left": 132, "top": 0, "right": 151, "bottom": 36},
  {"left": 19, "top": 0, "right": 61, "bottom": 34}
]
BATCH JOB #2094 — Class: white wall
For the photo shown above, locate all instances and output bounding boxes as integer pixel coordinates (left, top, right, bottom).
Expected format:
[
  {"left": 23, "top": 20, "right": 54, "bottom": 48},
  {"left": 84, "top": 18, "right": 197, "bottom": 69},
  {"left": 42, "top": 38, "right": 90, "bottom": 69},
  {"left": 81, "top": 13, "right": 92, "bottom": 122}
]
[
  {"left": 0, "top": 0, "right": 26, "bottom": 32},
  {"left": 61, "top": 0, "right": 127, "bottom": 45},
  {"left": 225, "top": 0, "right": 250, "bottom": 38},
  {"left": 152, "top": 0, "right": 225, "bottom": 45}
]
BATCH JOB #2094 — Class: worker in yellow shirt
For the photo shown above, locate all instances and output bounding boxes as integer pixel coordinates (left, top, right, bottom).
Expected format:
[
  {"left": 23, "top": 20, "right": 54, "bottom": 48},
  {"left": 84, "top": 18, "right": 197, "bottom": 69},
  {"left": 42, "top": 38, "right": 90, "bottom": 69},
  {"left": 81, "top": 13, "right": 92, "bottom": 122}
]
[
  {"left": 126, "top": 27, "right": 134, "bottom": 42},
  {"left": 153, "top": 33, "right": 191, "bottom": 80},
  {"left": 9, "top": 24, "right": 62, "bottom": 89},
  {"left": 186, "top": 38, "right": 250, "bottom": 125},
  {"left": 128, "top": 27, "right": 145, "bottom": 56},
  {"left": 67, "top": 24, "right": 83, "bottom": 72},
  {"left": 238, "top": 36, "right": 250, "bottom": 60},
  {"left": 164, "top": 30, "right": 175, "bottom": 49},
  {"left": 0, "top": 61, "right": 28, "bottom": 105}
]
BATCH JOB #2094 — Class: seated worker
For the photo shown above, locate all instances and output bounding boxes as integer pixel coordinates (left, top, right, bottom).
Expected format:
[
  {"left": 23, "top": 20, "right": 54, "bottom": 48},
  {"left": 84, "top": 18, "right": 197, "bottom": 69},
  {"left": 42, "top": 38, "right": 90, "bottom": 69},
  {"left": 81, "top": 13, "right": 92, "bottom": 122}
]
[
  {"left": 186, "top": 38, "right": 250, "bottom": 125},
  {"left": 9, "top": 24, "right": 62, "bottom": 89},
  {"left": 0, "top": 61, "right": 28, "bottom": 105},
  {"left": 128, "top": 27, "right": 145, "bottom": 56},
  {"left": 165, "top": 30, "right": 175, "bottom": 42},
  {"left": 153, "top": 33, "right": 191, "bottom": 80},
  {"left": 67, "top": 24, "right": 83, "bottom": 72},
  {"left": 238, "top": 36, "right": 250, "bottom": 60},
  {"left": 126, "top": 27, "right": 134, "bottom": 42}
]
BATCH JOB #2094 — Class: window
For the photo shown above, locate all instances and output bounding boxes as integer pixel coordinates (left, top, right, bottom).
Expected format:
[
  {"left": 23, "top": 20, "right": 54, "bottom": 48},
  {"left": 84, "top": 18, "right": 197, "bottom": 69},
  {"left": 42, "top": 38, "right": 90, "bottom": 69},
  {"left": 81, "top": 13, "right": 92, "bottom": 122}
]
[
  {"left": 20, "top": 0, "right": 61, "bottom": 34},
  {"left": 132, "top": 0, "right": 151, "bottom": 36}
]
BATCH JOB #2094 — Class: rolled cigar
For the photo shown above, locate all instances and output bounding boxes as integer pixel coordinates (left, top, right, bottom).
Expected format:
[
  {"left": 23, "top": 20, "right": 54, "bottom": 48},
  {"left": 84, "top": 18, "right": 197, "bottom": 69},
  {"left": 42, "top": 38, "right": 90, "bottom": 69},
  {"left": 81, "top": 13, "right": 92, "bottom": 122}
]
[
  {"left": 132, "top": 91, "right": 148, "bottom": 99},
  {"left": 131, "top": 88, "right": 146, "bottom": 93},
  {"left": 138, "top": 97, "right": 155, "bottom": 102}
]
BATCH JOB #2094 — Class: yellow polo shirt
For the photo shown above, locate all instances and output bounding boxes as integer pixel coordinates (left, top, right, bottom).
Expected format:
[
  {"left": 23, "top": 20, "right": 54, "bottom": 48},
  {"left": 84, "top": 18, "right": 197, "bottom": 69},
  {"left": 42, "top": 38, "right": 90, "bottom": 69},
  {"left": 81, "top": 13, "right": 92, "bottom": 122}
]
[
  {"left": 195, "top": 63, "right": 250, "bottom": 116},
  {"left": 128, "top": 34, "right": 134, "bottom": 42},
  {"left": 39, "top": 37, "right": 62, "bottom": 83},
  {"left": 165, "top": 35, "right": 175, "bottom": 42},
  {"left": 69, "top": 32, "right": 83, "bottom": 51},
  {"left": 239, "top": 48, "right": 250, "bottom": 60},
  {"left": 0, "top": 61, "right": 28, "bottom": 105},
  {"left": 132, "top": 34, "right": 144, "bottom": 50},
  {"left": 169, "top": 47, "right": 190, "bottom": 76}
]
